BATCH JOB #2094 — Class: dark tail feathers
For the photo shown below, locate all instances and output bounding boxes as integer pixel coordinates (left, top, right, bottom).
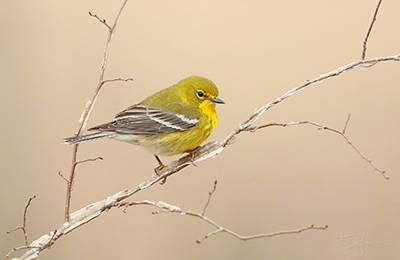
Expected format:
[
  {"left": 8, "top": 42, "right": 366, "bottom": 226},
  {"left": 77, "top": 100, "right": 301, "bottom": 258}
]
[{"left": 64, "top": 132, "right": 114, "bottom": 144}]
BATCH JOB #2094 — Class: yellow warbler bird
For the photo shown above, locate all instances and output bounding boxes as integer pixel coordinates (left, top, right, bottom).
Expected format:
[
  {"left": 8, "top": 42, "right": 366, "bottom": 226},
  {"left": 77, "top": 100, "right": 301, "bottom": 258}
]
[{"left": 64, "top": 76, "right": 224, "bottom": 172}]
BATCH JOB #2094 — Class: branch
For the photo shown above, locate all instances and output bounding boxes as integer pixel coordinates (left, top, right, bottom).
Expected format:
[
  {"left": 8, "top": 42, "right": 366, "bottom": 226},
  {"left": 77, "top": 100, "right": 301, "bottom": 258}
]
[
  {"left": 12, "top": 53, "right": 399, "bottom": 259},
  {"left": 222, "top": 54, "right": 400, "bottom": 148},
  {"left": 88, "top": 11, "right": 111, "bottom": 30},
  {"left": 65, "top": 0, "right": 129, "bottom": 222},
  {"left": 361, "top": 0, "right": 383, "bottom": 59},
  {"left": 74, "top": 156, "right": 103, "bottom": 166},
  {"left": 6, "top": 195, "right": 36, "bottom": 246},
  {"left": 118, "top": 200, "right": 328, "bottom": 243},
  {"left": 245, "top": 118, "right": 389, "bottom": 179},
  {"left": 6, "top": 246, "right": 41, "bottom": 259},
  {"left": 201, "top": 180, "right": 217, "bottom": 216},
  {"left": 101, "top": 77, "right": 134, "bottom": 85},
  {"left": 10, "top": 2, "right": 399, "bottom": 259}
]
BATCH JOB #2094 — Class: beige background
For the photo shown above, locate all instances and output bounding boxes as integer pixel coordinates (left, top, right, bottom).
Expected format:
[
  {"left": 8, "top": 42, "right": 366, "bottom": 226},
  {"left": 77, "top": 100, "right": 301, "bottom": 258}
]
[{"left": 1, "top": 0, "right": 399, "bottom": 259}]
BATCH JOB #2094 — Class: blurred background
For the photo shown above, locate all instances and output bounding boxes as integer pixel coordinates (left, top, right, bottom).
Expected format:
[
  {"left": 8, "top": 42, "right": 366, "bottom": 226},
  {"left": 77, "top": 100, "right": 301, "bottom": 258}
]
[{"left": 1, "top": 0, "right": 399, "bottom": 259}]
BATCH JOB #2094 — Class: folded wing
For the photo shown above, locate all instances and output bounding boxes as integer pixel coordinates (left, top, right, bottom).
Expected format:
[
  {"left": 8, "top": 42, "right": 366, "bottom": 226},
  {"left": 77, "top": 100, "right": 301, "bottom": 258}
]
[{"left": 88, "top": 104, "right": 199, "bottom": 134}]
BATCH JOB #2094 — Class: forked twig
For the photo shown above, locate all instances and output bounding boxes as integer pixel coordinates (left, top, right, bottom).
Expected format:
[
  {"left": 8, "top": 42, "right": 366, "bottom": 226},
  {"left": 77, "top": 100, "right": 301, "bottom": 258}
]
[
  {"left": 119, "top": 200, "right": 328, "bottom": 243},
  {"left": 6, "top": 195, "right": 37, "bottom": 246},
  {"left": 65, "top": 0, "right": 129, "bottom": 222},
  {"left": 244, "top": 117, "right": 389, "bottom": 179}
]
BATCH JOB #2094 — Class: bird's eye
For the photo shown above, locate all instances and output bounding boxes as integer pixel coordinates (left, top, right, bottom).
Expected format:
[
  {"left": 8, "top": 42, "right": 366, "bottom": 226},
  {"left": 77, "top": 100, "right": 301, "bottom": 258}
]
[{"left": 197, "top": 91, "right": 204, "bottom": 97}]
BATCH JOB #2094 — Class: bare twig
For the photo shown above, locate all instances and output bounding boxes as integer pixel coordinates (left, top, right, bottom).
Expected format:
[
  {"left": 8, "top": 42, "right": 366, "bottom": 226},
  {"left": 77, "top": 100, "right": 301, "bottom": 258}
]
[
  {"left": 58, "top": 172, "right": 69, "bottom": 183},
  {"left": 119, "top": 200, "right": 328, "bottom": 243},
  {"left": 65, "top": 0, "right": 129, "bottom": 222},
  {"left": 197, "top": 224, "right": 328, "bottom": 243},
  {"left": 342, "top": 114, "right": 351, "bottom": 134},
  {"left": 222, "top": 54, "right": 400, "bottom": 149},
  {"left": 6, "top": 195, "right": 36, "bottom": 246},
  {"left": 361, "top": 0, "right": 383, "bottom": 59},
  {"left": 74, "top": 156, "right": 103, "bottom": 166},
  {"left": 102, "top": 77, "right": 134, "bottom": 85},
  {"left": 201, "top": 180, "right": 217, "bottom": 216},
  {"left": 88, "top": 11, "right": 111, "bottom": 30},
  {"left": 244, "top": 118, "right": 389, "bottom": 179}
]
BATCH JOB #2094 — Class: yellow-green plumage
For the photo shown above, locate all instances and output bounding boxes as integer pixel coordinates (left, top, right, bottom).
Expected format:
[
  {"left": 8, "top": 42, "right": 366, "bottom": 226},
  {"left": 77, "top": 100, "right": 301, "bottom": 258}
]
[
  {"left": 138, "top": 76, "right": 219, "bottom": 155},
  {"left": 64, "top": 76, "right": 223, "bottom": 158}
]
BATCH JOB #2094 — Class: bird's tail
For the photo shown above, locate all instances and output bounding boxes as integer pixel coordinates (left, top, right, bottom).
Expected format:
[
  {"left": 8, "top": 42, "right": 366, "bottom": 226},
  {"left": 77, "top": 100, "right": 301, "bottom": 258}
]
[{"left": 64, "top": 132, "right": 115, "bottom": 144}]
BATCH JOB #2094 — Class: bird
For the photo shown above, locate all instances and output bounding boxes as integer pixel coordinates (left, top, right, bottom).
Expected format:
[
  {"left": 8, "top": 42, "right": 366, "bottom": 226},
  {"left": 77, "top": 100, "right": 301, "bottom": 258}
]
[{"left": 64, "top": 76, "right": 224, "bottom": 173}]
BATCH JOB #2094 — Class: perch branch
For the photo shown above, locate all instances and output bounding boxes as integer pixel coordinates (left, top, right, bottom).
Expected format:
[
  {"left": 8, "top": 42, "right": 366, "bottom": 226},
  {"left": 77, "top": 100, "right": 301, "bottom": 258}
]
[
  {"left": 118, "top": 200, "right": 328, "bottom": 243},
  {"left": 243, "top": 117, "right": 388, "bottom": 179},
  {"left": 361, "top": 0, "right": 383, "bottom": 59},
  {"left": 65, "top": 0, "right": 129, "bottom": 222}
]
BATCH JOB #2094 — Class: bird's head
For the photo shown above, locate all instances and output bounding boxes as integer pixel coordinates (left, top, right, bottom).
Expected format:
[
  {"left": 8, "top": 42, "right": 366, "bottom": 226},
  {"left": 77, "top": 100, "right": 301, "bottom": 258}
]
[{"left": 178, "top": 76, "right": 225, "bottom": 110}]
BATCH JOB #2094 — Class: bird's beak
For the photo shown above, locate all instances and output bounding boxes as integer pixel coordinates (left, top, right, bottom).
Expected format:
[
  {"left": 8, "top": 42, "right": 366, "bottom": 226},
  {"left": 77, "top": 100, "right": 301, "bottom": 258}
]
[{"left": 207, "top": 97, "right": 225, "bottom": 104}]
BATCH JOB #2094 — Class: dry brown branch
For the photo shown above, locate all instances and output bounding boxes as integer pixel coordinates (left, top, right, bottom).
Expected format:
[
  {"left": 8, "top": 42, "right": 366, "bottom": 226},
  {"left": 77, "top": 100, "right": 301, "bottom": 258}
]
[
  {"left": 65, "top": 0, "right": 129, "bottom": 222},
  {"left": 6, "top": 195, "right": 36, "bottom": 246},
  {"left": 362, "top": 0, "right": 383, "bottom": 59},
  {"left": 118, "top": 200, "right": 328, "bottom": 243},
  {"left": 102, "top": 77, "right": 134, "bottom": 85},
  {"left": 8, "top": 1, "right": 399, "bottom": 259},
  {"left": 243, "top": 117, "right": 389, "bottom": 179},
  {"left": 201, "top": 180, "right": 218, "bottom": 216},
  {"left": 74, "top": 156, "right": 103, "bottom": 166}
]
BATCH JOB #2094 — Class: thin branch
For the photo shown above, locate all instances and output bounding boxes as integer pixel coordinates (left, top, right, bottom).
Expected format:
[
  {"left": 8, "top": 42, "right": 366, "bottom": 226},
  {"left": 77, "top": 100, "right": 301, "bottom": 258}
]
[
  {"left": 101, "top": 77, "right": 134, "bottom": 85},
  {"left": 342, "top": 114, "right": 351, "bottom": 134},
  {"left": 74, "top": 156, "right": 103, "bottom": 166},
  {"left": 222, "top": 54, "right": 400, "bottom": 149},
  {"left": 201, "top": 180, "right": 217, "bottom": 216},
  {"left": 65, "top": 0, "right": 129, "bottom": 222},
  {"left": 58, "top": 171, "right": 70, "bottom": 183},
  {"left": 361, "top": 0, "right": 383, "bottom": 59},
  {"left": 243, "top": 118, "right": 389, "bottom": 179},
  {"left": 6, "top": 195, "right": 36, "bottom": 246},
  {"left": 119, "top": 200, "right": 328, "bottom": 243},
  {"left": 198, "top": 224, "right": 328, "bottom": 243},
  {"left": 88, "top": 11, "right": 111, "bottom": 30}
]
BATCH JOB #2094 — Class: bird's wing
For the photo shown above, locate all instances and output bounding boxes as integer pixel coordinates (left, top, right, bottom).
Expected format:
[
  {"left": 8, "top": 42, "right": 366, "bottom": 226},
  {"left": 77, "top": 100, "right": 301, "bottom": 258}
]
[{"left": 88, "top": 104, "right": 199, "bottom": 134}]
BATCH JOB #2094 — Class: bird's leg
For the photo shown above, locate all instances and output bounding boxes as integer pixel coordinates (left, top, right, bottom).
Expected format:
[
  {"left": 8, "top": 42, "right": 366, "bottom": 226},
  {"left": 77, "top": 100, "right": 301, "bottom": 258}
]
[
  {"left": 185, "top": 146, "right": 200, "bottom": 166},
  {"left": 154, "top": 155, "right": 167, "bottom": 184}
]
